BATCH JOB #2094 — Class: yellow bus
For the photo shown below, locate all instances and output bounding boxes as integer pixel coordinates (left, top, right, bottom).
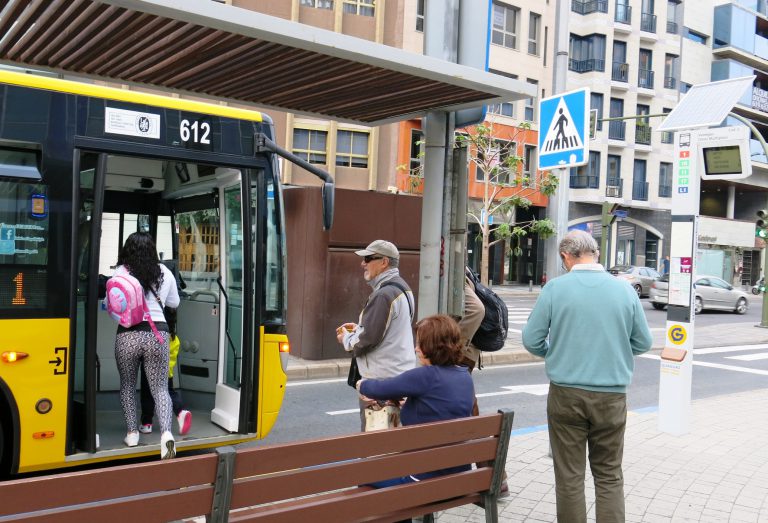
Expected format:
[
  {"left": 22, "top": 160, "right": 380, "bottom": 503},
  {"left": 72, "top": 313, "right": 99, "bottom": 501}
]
[{"left": 0, "top": 70, "right": 332, "bottom": 475}]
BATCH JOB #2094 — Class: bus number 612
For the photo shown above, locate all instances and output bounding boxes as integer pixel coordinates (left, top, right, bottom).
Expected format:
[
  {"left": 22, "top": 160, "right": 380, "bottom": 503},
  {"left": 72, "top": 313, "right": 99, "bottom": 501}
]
[{"left": 180, "top": 119, "right": 211, "bottom": 145}]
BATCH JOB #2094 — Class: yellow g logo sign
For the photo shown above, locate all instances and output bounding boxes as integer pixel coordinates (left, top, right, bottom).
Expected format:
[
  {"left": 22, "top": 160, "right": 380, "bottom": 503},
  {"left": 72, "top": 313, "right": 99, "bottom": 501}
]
[{"left": 668, "top": 324, "right": 687, "bottom": 345}]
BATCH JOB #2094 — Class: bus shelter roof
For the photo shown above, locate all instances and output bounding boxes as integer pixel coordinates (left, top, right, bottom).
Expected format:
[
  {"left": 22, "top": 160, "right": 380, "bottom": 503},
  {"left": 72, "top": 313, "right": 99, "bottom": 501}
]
[{"left": 0, "top": 0, "right": 536, "bottom": 126}]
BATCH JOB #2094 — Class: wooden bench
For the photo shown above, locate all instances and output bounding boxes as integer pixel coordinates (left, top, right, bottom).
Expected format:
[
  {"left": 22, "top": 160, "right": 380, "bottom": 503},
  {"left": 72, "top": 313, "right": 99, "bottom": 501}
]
[{"left": 0, "top": 409, "right": 514, "bottom": 523}]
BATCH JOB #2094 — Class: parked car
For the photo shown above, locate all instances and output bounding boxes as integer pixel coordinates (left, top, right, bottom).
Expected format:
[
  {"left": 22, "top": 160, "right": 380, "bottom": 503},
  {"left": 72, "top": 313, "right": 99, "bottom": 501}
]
[
  {"left": 649, "top": 274, "right": 749, "bottom": 314},
  {"left": 608, "top": 265, "right": 661, "bottom": 297}
]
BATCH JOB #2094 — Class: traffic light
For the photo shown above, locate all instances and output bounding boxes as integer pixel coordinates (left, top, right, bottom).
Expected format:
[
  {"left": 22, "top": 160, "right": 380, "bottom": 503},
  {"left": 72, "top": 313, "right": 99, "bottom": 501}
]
[{"left": 757, "top": 210, "right": 768, "bottom": 239}]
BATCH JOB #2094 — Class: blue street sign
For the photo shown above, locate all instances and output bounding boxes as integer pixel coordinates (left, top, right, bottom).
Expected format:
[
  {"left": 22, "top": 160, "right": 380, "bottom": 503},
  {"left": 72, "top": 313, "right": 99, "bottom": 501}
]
[
  {"left": 612, "top": 210, "right": 628, "bottom": 218},
  {"left": 538, "top": 88, "right": 590, "bottom": 170}
]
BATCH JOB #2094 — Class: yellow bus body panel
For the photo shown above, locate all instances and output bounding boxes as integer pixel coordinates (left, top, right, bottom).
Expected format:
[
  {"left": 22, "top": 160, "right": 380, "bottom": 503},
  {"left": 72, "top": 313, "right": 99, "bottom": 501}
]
[
  {"left": 258, "top": 330, "right": 287, "bottom": 438},
  {"left": 0, "top": 319, "right": 70, "bottom": 473}
]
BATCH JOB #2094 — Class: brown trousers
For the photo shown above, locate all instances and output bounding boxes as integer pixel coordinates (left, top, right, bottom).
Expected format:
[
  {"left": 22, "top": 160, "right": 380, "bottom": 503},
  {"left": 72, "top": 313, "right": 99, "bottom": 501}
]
[{"left": 547, "top": 383, "right": 627, "bottom": 523}]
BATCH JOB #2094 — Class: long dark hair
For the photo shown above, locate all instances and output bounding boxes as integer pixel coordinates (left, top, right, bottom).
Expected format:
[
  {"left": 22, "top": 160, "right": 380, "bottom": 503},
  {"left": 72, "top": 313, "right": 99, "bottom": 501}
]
[{"left": 117, "top": 232, "right": 163, "bottom": 293}]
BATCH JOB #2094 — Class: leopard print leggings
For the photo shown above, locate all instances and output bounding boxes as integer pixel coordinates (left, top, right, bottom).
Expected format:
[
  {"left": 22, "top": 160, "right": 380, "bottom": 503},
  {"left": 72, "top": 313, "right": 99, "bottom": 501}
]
[{"left": 115, "top": 329, "right": 172, "bottom": 434}]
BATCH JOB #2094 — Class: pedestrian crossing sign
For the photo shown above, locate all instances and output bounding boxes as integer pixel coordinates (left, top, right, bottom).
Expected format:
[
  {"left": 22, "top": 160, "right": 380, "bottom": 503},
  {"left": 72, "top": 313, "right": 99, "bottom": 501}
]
[{"left": 537, "top": 88, "right": 590, "bottom": 170}]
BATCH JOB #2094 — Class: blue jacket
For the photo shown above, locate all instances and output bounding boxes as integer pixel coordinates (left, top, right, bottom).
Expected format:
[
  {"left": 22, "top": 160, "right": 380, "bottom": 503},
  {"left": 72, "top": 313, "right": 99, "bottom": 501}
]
[{"left": 522, "top": 264, "right": 652, "bottom": 393}]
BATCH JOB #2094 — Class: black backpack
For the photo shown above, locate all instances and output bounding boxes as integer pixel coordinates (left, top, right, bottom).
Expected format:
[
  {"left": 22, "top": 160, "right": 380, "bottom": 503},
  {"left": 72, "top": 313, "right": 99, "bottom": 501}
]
[{"left": 466, "top": 269, "right": 508, "bottom": 352}]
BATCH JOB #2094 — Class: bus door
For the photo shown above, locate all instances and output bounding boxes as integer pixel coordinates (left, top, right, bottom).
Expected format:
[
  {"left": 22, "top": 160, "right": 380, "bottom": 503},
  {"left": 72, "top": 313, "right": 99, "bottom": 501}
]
[{"left": 172, "top": 167, "right": 260, "bottom": 434}]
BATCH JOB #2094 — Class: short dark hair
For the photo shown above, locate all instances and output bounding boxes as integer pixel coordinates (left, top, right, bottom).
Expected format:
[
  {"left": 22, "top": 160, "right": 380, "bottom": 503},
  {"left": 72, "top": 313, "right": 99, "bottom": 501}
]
[{"left": 415, "top": 314, "right": 463, "bottom": 366}]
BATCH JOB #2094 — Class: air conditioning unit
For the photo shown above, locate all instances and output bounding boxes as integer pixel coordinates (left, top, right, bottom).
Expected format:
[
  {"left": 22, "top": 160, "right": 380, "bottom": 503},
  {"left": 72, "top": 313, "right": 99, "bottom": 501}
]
[{"left": 606, "top": 186, "right": 621, "bottom": 198}]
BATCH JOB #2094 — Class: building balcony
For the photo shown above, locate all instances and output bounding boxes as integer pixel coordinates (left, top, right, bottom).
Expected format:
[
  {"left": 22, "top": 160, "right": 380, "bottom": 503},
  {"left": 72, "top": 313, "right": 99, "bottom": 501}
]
[
  {"left": 666, "top": 20, "right": 678, "bottom": 34},
  {"left": 640, "top": 12, "right": 657, "bottom": 33},
  {"left": 569, "top": 58, "right": 606, "bottom": 73},
  {"left": 635, "top": 124, "right": 651, "bottom": 145},
  {"left": 615, "top": 3, "right": 631, "bottom": 24},
  {"left": 571, "top": 0, "right": 608, "bottom": 15},
  {"left": 638, "top": 68, "right": 654, "bottom": 89},
  {"left": 659, "top": 184, "right": 672, "bottom": 197},
  {"left": 612, "top": 62, "right": 629, "bottom": 82},
  {"left": 664, "top": 76, "right": 676, "bottom": 89},
  {"left": 661, "top": 131, "right": 674, "bottom": 144},
  {"left": 609, "top": 120, "right": 626, "bottom": 140},
  {"left": 632, "top": 180, "right": 649, "bottom": 201},
  {"left": 606, "top": 177, "right": 623, "bottom": 197},
  {"left": 570, "top": 174, "right": 600, "bottom": 188}
]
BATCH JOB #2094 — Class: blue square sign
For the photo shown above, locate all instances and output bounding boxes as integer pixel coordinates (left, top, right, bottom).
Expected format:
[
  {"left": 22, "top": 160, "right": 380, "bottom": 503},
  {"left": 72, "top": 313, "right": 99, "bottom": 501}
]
[{"left": 538, "top": 88, "right": 590, "bottom": 170}]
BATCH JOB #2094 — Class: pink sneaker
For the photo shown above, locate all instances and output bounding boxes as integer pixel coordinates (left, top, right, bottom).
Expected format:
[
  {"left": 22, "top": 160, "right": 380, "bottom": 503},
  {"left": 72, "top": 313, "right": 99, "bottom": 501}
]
[{"left": 177, "top": 410, "right": 192, "bottom": 435}]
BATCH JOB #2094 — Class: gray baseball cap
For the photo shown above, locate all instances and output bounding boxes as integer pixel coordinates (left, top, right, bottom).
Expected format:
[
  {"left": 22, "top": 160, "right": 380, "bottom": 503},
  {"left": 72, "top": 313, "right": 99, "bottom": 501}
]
[{"left": 355, "top": 239, "right": 399, "bottom": 260}]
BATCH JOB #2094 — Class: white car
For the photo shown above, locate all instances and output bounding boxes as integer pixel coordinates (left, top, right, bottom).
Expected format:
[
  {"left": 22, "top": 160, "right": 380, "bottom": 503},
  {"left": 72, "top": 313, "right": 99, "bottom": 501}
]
[{"left": 649, "top": 274, "right": 749, "bottom": 314}]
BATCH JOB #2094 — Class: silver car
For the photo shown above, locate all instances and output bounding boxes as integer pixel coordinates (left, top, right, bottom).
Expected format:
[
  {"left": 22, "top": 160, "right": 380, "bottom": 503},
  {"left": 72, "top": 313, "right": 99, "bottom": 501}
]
[
  {"left": 649, "top": 274, "right": 749, "bottom": 314},
  {"left": 608, "top": 265, "right": 661, "bottom": 297}
]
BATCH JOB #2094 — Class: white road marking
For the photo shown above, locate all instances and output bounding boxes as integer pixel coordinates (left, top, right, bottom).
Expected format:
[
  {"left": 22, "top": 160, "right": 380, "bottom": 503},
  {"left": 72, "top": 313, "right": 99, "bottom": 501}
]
[
  {"left": 726, "top": 352, "right": 768, "bottom": 361},
  {"left": 640, "top": 353, "right": 768, "bottom": 376},
  {"left": 288, "top": 378, "right": 347, "bottom": 387},
  {"left": 508, "top": 328, "right": 522, "bottom": 334},
  {"left": 693, "top": 344, "right": 768, "bottom": 355},
  {"left": 326, "top": 408, "right": 359, "bottom": 415}
]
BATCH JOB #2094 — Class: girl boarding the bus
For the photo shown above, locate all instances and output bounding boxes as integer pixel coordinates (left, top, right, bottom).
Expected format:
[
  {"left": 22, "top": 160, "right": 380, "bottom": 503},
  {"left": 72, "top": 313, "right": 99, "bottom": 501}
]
[{"left": 112, "top": 232, "right": 181, "bottom": 459}]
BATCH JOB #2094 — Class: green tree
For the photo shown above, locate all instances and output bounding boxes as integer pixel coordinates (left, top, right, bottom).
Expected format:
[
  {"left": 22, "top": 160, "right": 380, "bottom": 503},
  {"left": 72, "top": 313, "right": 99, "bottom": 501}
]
[{"left": 456, "top": 123, "right": 559, "bottom": 285}]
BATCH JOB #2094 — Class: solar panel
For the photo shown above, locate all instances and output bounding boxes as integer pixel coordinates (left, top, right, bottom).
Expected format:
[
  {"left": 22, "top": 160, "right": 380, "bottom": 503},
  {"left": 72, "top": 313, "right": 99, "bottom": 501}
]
[{"left": 657, "top": 76, "right": 756, "bottom": 132}]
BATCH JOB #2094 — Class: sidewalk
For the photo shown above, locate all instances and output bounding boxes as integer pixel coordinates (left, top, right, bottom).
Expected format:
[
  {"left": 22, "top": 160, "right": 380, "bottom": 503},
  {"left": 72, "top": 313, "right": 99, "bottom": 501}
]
[
  {"left": 286, "top": 280, "right": 768, "bottom": 380},
  {"left": 439, "top": 387, "right": 768, "bottom": 522}
]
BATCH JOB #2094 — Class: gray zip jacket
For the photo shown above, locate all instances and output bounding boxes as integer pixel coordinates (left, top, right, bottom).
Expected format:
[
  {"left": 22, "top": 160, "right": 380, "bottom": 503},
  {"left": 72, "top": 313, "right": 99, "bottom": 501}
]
[{"left": 342, "top": 268, "right": 416, "bottom": 379}]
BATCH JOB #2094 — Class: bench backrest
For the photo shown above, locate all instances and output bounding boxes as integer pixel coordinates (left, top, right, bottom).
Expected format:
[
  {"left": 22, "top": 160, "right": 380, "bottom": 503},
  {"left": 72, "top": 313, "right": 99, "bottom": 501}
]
[{"left": 0, "top": 410, "right": 514, "bottom": 523}]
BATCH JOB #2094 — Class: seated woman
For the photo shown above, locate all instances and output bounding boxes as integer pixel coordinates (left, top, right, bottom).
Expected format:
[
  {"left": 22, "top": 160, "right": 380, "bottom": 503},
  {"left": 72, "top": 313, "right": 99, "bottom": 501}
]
[{"left": 356, "top": 314, "right": 475, "bottom": 487}]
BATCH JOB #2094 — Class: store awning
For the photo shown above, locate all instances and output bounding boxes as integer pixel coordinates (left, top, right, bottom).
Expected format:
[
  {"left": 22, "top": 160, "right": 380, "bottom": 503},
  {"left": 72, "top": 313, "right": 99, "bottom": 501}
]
[{"left": 0, "top": 0, "right": 536, "bottom": 125}]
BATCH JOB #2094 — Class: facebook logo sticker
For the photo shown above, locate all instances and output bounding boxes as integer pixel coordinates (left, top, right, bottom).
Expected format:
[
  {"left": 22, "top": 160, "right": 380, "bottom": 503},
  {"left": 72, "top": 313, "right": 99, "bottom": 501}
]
[
  {"left": 678, "top": 187, "right": 688, "bottom": 194},
  {"left": 0, "top": 226, "right": 14, "bottom": 255}
]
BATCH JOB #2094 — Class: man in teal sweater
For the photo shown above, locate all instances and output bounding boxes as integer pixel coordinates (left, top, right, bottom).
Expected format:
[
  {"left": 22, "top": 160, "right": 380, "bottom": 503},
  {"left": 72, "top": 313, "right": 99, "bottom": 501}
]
[{"left": 523, "top": 230, "right": 652, "bottom": 523}]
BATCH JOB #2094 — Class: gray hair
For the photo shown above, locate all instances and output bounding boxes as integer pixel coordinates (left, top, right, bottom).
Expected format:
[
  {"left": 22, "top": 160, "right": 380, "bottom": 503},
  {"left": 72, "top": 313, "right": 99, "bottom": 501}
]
[
  {"left": 387, "top": 256, "right": 399, "bottom": 268},
  {"left": 559, "top": 230, "right": 598, "bottom": 260}
]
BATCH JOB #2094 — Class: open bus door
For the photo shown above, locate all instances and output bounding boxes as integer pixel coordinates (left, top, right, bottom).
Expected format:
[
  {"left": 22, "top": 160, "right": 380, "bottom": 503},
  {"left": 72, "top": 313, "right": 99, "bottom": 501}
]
[{"left": 72, "top": 152, "right": 267, "bottom": 456}]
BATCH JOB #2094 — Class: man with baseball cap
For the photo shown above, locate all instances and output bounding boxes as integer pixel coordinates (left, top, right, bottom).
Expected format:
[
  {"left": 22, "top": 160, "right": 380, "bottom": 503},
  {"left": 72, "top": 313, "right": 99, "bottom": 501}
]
[{"left": 337, "top": 239, "right": 415, "bottom": 430}]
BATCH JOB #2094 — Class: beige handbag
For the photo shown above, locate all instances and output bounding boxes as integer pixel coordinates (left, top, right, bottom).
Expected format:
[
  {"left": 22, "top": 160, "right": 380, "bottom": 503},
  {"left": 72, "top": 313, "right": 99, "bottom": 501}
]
[{"left": 364, "top": 404, "right": 401, "bottom": 432}]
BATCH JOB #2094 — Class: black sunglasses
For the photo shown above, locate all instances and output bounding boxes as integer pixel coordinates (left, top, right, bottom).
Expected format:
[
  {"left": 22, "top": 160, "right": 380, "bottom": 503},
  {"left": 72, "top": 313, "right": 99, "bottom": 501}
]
[{"left": 364, "top": 255, "right": 384, "bottom": 263}]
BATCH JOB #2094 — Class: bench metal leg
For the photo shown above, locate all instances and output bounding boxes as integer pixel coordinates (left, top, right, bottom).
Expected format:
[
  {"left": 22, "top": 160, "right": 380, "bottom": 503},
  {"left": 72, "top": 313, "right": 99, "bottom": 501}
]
[
  {"left": 483, "top": 494, "right": 498, "bottom": 523},
  {"left": 208, "top": 446, "right": 236, "bottom": 523},
  {"left": 423, "top": 513, "right": 435, "bottom": 523}
]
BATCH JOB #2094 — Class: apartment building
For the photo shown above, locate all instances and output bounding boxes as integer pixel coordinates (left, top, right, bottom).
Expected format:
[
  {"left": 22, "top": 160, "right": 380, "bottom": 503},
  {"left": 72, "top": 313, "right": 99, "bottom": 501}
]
[
  {"left": 567, "top": 0, "right": 768, "bottom": 285},
  {"left": 566, "top": 0, "right": 682, "bottom": 272}
]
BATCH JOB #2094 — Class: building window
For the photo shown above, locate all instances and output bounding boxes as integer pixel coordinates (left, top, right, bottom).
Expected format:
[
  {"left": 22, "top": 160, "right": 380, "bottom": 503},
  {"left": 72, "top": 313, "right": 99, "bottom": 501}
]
[
  {"left": 661, "top": 108, "right": 673, "bottom": 143},
  {"left": 570, "top": 151, "right": 600, "bottom": 188},
  {"left": 409, "top": 129, "right": 424, "bottom": 171},
  {"left": 591, "top": 92, "right": 604, "bottom": 131},
  {"left": 525, "top": 79, "right": 538, "bottom": 121},
  {"left": 343, "top": 0, "right": 374, "bottom": 16},
  {"left": 293, "top": 128, "right": 328, "bottom": 165},
  {"left": 528, "top": 13, "right": 541, "bottom": 55},
  {"left": 638, "top": 48, "right": 654, "bottom": 89},
  {"left": 491, "top": 2, "right": 520, "bottom": 50},
  {"left": 607, "top": 154, "right": 622, "bottom": 197},
  {"left": 666, "top": 0, "right": 679, "bottom": 34},
  {"left": 488, "top": 102, "right": 515, "bottom": 117},
  {"left": 416, "top": 0, "right": 424, "bottom": 32},
  {"left": 336, "top": 129, "right": 369, "bottom": 168},
  {"left": 523, "top": 144, "right": 536, "bottom": 183},
  {"left": 664, "top": 53, "right": 678, "bottom": 89},
  {"left": 477, "top": 140, "right": 513, "bottom": 183},
  {"left": 684, "top": 28, "right": 708, "bottom": 44},
  {"left": 659, "top": 162, "right": 672, "bottom": 197},
  {"left": 633, "top": 159, "right": 648, "bottom": 201},
  {"left": 301, "top": 0, "right": 334, "bottom": 8},
  {"left": 569, "top": 33, "right": 606, "bottom": 72}
]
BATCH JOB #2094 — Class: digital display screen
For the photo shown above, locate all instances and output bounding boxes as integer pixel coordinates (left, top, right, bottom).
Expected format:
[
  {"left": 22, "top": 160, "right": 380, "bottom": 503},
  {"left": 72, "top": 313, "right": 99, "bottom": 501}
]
[
  {"left": 703, "top": 145, "right": 742, "bottom": 175},
  {"left": 0, "top": 267, "right": 46, "bottom": 309}
]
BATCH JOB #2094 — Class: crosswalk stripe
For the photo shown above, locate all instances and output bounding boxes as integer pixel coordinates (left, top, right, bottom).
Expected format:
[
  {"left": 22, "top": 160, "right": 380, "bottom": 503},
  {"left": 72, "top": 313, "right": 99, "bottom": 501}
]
[
  {"left": 693, "top": 344, "right": 768, "bottom": 355},
  {"left": 726, "top": 352, "right": 768, "bottom": 361}
]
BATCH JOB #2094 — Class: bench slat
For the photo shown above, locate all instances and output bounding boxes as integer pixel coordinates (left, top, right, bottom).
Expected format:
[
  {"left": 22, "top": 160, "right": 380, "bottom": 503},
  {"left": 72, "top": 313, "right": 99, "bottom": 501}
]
[
  {"left": 0, "top": 484, "right": 213, "bottom": 523},
  {"left": 229, "top": 469, "right": 492, "bottom": 523},
  {"left": 230, "top": 438, "right": 497, "bottom": 508},
  {"left": 234, "top": 414, "right": 502, "bottom": 478},
  {"left": 0, "top": 454, "right": 218, "bottom": 516}
]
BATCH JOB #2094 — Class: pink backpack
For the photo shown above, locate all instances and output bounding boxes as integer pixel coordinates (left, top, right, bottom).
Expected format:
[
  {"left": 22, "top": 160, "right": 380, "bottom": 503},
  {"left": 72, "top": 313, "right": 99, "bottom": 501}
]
[{"left": 105, "top": 272, "right": 164, "bottom": 345}]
